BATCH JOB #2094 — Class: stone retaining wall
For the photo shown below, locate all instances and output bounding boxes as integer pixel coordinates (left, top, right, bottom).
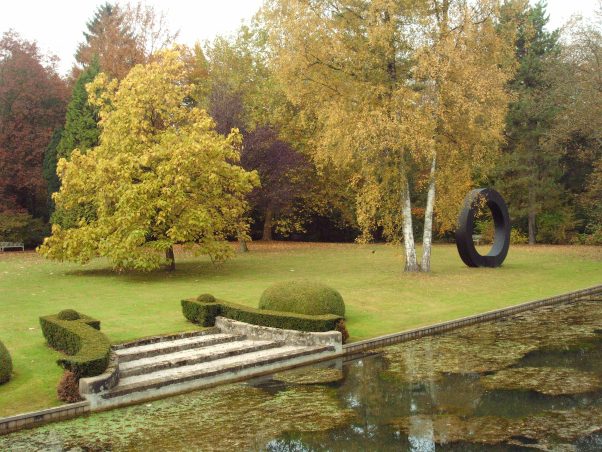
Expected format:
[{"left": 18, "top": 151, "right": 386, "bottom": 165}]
[
  {"left": 343, "top": 284, "right": 602, "bottom": 356},
  {"left": 0, "top": 401, "right": 89, "bottom": 435}
]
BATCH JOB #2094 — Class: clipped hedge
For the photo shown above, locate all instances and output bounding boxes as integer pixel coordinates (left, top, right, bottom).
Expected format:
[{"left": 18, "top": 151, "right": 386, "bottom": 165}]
[
  {"left": 182, "top": 298, "right": 343, "bottom": 333},
  {"left": 0, "top": 339, "right": 12, "bottom": 385},
  {"left": 40, "top": 312, "right": 110, "bottom": 378},
  {"left": 259, "top": 280, "right": 346, "bottom": 317}
]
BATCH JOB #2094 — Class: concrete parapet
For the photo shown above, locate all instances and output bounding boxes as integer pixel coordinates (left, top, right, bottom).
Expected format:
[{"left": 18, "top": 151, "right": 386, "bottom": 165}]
[
  {"left": 0, "top": 401, "right": 89, "bottom": 436},
  {"left": 215, "top": 316, "right": 343, "bottom": 353}
]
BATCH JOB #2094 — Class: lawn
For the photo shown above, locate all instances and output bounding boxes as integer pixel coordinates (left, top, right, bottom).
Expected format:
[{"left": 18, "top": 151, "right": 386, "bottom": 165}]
[{"left": 0, "top": 242, "right": 600, "bottom": 417}]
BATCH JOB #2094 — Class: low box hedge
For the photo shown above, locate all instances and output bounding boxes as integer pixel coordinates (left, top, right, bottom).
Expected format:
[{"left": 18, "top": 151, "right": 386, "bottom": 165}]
[
  {"left": 181, "top": 298, "right": 343, "bottom": 332},
  {"left": 40, "top": 312, "right": 110, "bottom": 378}
]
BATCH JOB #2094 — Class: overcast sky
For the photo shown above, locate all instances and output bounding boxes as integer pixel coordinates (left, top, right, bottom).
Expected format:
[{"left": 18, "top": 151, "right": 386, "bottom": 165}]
[{"left": 1, "top": 0, "right": 600, "bottom": 76}]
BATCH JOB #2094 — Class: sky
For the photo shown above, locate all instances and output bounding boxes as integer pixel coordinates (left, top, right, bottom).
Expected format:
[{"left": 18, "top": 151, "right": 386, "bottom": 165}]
[{"left": 0, "top": 0, "right": 600, "bottom": 76}]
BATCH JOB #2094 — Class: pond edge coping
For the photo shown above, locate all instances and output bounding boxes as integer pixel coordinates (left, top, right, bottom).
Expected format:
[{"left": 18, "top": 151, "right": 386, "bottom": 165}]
[
  {"left": 1, "top": 283, "right": 600, "bottom": 436},
  {"left": 0, "top": 401, "right": 89, "bottom": 435},
  {"left": 342, "top": 283, "right": 602, "bottom": 356}
]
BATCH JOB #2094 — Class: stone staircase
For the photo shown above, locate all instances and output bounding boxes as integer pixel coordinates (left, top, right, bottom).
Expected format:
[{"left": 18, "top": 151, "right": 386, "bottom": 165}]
[{"left": 80, "top": 319, "right": 342, "bottom": 410}]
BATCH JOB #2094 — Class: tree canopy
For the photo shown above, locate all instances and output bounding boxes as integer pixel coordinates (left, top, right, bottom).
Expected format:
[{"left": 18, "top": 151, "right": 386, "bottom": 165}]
[
  {"left": 262, "top": 0, "right": 515, "bottom": 271},
  {"left": 39, "top": 49, "right": 259, "bottom": 271},
  {"left": 0, "top": 31, "right": 67, "bottom": 217}
]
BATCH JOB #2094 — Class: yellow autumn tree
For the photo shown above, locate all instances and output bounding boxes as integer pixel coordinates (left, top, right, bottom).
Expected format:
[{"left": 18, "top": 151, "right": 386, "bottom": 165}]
[
  {"left": 262, "top": 0, "right": 515, "bottom": 272},
  {"left": 38, "top": 48, "right": 259, "bottom": 271}
]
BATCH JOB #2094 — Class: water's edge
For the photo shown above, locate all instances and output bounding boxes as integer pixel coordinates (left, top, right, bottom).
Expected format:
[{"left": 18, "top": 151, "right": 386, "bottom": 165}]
[{"left": 1, "top": 283, "right": 600, "bottom": 436}]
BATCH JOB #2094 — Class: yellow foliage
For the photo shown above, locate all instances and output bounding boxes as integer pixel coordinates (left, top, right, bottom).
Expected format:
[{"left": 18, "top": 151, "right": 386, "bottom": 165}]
[
  {"left": 263, "top": 0, "right": 515, "bottom": 240},
  {"left": 39, "top": 49, "right": 259, "bottom": 271}
]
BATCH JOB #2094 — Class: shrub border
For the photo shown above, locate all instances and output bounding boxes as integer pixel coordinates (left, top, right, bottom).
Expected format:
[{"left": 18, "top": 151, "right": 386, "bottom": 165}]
[{"left": 181, "top": 298, "right": 343, "bottom": 332}]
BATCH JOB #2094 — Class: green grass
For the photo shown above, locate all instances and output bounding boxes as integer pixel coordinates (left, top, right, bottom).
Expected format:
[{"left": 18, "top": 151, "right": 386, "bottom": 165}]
[{"left": 0, "top": 242, "right": 600, "bottom": 417}]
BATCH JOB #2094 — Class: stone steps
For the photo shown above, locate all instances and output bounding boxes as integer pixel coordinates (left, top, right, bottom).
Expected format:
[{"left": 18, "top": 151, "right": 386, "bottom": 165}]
[
  {"left": 81, "top": 318, "right": 343, "bottom": 410},
  {"left": 119, "top": 339, "right": 281, "bottom": 378},
  {"left": 103, "top": 343, "right": 335, "bottom": 400},
  {"left": 115, "top": 333, "right": 244, "bottom": 363}
]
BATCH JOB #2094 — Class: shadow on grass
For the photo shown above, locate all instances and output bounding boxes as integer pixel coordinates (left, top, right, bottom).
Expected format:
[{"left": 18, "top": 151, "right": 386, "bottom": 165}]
[{"left": 63, "top": 259, "right": 257, "bottom": 283}]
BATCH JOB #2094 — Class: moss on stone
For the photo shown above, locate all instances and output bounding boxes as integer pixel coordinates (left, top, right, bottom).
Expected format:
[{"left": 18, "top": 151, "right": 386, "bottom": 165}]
[{"left": 274, "top": 367, "right": 344, "bottom": 385}]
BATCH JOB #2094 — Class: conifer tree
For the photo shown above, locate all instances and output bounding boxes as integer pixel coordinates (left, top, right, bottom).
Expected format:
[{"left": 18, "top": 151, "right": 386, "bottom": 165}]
[
  {"left": 57, "top": 57, "right": 100, "bottom": 160},
  {"left": 42, "top": 128, "right": 62, "bottom": 216},
  {"left": 496, "top": 1, "right": 564, "bottom": 244}
]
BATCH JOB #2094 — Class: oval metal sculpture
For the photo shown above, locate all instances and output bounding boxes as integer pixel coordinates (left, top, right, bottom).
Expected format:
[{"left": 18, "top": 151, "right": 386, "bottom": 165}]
[{"left": 455, "top": 188, "right": 510, "bottom": 268}]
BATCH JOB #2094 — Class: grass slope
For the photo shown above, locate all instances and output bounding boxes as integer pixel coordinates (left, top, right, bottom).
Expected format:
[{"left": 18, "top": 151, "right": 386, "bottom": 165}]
[{"left": 0, "top": 242, "right": 600, "bottom": 416}]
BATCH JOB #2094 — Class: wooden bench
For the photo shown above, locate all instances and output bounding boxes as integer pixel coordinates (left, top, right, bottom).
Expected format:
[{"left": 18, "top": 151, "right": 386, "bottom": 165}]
[{"left": 0, "top": 242, "right": 24, "bottom": 251}]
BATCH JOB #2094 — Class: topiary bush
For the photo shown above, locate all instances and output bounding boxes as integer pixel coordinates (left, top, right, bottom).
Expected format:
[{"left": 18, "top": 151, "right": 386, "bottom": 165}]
[
  {"left": 0, "top": 339, "right": 12, "bottom": 385},
  {"left": 58, "top": 309, "right": 81, "bottom": 320},
  {"left": 259, "top": 280, "right": 345, "bottom": 317},
  {"left": 40, "top": 312, "right": 110, "bottom": 377},
  {"left": 197, "top": 293, "right": 216, "bottom": 303}
]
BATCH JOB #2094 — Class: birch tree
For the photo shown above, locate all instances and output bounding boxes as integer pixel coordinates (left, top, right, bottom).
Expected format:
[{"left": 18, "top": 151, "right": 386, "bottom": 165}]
[{"left": 262, "top": 0, "right": 514, "bottom": 272}]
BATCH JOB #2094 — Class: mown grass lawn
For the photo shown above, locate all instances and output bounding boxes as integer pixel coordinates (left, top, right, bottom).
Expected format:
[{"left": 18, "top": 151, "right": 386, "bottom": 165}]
[{"left": 0, "top": 242, "right": 600, "bottom": 417}]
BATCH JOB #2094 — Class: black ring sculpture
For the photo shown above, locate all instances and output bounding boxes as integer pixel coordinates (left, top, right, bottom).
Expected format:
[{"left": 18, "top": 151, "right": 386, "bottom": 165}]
[{"left": 455, "top": 188, "right": 510, "bottom": 268}]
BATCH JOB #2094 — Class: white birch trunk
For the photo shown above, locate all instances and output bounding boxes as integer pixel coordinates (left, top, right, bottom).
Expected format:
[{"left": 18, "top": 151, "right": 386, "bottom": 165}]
[
  {"left": 421, "top": 154, "right": 437, "bottom": 273},
  {"left": 402, "top": 177, "right": 419, "bottom": 272}
]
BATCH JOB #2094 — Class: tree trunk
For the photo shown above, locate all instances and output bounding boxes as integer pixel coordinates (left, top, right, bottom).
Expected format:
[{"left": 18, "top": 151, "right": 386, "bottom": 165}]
[
  {"left": 402, "top": 178, "right": 419, "bottom": 272},
  {"left": 421, "top": 154, "right": 437, "bottom": 273},
  {"left": 165, "top": 246, "right": 175, "bottom": 271},
  {"left": 238, "top": 238, "right": 249, "bottom": 253},
  {"left": 528, "top": 188, "right": 536, "bottom": 245},
  {"left": 262, "top": 205, "right": 273, "bottom": 241}
]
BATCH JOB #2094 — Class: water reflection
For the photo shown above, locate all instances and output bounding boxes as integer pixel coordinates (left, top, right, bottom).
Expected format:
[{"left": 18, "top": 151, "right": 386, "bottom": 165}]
[{"left": 1, "top": 299, "right": 601, "bottom": 451}]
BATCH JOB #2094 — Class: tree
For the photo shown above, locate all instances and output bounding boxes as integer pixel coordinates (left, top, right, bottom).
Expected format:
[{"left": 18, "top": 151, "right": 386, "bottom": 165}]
[
  {"left": 263, "top": 0, "right": 515, "bottom": 271},
  {"left": 49, "top": 57, "right": 102, "bottom": 226},
  {"left": 495, "top": 1, "right": 564, "bottom": 244},
  {"left": 57, "top": 57, "right": 101, "bottom": 160},
  {"left": 42, "top": 128, "right": 62, "bottom": 215},
  {"left": 205, "top": 28, "right": 329, "bottom": 242},
  {"left": 74, "top": 2, "right": 177, "bottom": 80},
  {"left": 544, "top": 6, "right": 602, "bottom": 243},
  {"left": 242, "top": 126, "right": 314, "bottom": 240},
  {"left": 38, "top": 49, "right": 259, "bottom": 271},
  {"left": 0, "top": 31, "right": 68, "bottom": 217}
]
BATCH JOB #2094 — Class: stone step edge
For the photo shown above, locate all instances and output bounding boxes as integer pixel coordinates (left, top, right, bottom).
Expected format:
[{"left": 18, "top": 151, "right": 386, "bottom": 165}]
[
  {"left": 112, "top": 328, "right": 219, "bottom": 351},
  {"left": 119, "top": 341, "right": 284, "bottom": 378},
  {"left": 103, "top": 345, "right": 336, "bottom": 399},
  {"left": 116, "top": 334, "right": 246, "bottom": 363}
]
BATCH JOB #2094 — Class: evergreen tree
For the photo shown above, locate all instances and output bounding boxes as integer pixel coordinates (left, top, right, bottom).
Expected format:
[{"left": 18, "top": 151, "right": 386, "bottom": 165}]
[
  {"left": 496, "top": 1, "right": 565, "bottom": 244},
  {"left": 74, "top": 3, "right": 141, "bottom": 80},
  {"left": 56, "top": 57, "right": 100, "bottom": 160},
  {"left": 42, "top": 128, "right": 62, "bottom": 217}
]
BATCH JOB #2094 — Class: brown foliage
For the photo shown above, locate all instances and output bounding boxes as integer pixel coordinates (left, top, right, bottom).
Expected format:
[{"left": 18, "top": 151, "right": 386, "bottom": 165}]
[
  {"left": 57, "top": 371, "right": 83, "bottom": 403},
  {"left": 335, "top": 320, "right": 349, "bottom": 344},
  {"left": 0, "top": 31, "right": 68, "bottom": 215},
  {"left": 74, "top": 2, "right": 178, "bottom": 80}
]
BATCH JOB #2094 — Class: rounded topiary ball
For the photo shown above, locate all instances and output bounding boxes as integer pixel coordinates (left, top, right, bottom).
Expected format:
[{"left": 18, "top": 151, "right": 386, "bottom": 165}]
[
  {"left": 58, "top": 309, "right": 81, "bottom": 321},
  {"left": 197, "top": 293, "right": 216, "bottom": 303},
  {"left": 259, "top": 280, "right": 345, "bottom": 317},
  {"left": 0, "top": 339, "right": 12, "bottom": 385}
]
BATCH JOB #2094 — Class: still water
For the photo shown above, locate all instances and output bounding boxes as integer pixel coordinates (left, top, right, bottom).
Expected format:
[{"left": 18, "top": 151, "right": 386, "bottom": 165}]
[{"left": 2, "top": 299, "right": 601, "bottom": 451}]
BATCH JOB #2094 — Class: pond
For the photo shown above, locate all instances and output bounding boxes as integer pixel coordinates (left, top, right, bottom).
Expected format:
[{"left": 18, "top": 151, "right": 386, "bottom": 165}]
[{"left": 2, "top": 299, "right": 602, "bottom": 451}]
